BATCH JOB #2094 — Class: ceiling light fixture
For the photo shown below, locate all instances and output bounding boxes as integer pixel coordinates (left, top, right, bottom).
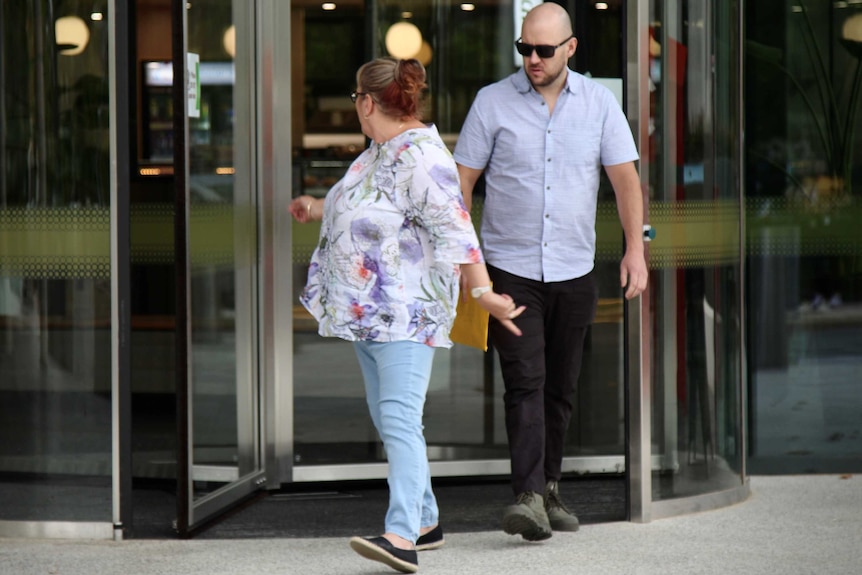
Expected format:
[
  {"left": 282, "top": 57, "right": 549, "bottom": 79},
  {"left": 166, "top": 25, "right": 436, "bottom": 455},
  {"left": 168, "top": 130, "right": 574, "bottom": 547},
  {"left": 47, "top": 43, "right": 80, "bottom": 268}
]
[
  {"left": 55, "top": 15, "right": 90, "bottom": 56},
  {"left": 223, "top": 25, "right": 235, "bottom": 58},
  {"left": 385, "top": 21, "right": 423, "bottom": 59}
]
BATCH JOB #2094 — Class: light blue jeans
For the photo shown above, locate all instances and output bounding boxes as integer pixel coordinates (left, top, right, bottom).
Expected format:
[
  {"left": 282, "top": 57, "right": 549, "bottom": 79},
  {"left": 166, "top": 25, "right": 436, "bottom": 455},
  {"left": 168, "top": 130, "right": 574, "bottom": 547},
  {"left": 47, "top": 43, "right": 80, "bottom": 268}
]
[{"left": 354, "top": 340, "right": 439, "bottom": 543}]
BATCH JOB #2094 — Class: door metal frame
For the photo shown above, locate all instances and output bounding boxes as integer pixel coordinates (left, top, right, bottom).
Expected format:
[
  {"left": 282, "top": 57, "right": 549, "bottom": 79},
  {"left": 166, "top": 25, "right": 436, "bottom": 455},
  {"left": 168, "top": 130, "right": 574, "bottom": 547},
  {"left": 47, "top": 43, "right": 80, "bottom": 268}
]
[
  {"left": 258, "top": 0, "right": 295, "bottom": 490},
  {"left": 172, "top": 0, "right": 192, "bottom": 535},
  {"left": 625, "top": 0, "right": 652, "bottom": 524},
  {"left": 112, "top": 0, "right": 134, "bottom": 541}
]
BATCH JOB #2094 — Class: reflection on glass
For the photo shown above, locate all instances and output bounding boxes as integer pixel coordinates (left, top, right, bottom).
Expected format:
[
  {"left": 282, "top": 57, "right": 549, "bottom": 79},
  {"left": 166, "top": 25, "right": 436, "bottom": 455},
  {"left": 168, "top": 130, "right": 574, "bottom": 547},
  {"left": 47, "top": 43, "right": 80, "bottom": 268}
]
[
  {"left": 746, "top": 1, "right": 862, "bottom": 473},
  {"left": 0, "top": 1, "right": 112, "bottom": 521},
  {"left": 649, "top": 0, "right": 744, "bottom": 500},
  {"left": 186, "top": 0, "right": 257, "bottom": 495}
]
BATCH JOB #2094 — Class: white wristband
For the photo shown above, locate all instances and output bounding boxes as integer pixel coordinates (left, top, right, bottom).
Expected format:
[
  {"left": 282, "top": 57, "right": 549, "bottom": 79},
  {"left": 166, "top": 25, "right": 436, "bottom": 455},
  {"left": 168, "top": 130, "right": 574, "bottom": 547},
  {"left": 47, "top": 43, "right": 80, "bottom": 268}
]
[{"left": 470, "top": 286, "right": 492, "bottom": 299}]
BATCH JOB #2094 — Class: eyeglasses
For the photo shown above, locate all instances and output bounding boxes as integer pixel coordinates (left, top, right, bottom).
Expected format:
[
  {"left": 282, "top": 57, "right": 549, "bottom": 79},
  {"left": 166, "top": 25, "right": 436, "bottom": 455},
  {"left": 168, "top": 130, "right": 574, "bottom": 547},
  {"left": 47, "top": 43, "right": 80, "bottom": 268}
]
[
  {"left": 349, "top": 91, "right": 368, "bottom": 103},
  {"left": 514, "top": 36, "right": 573, "bottom": 59}
]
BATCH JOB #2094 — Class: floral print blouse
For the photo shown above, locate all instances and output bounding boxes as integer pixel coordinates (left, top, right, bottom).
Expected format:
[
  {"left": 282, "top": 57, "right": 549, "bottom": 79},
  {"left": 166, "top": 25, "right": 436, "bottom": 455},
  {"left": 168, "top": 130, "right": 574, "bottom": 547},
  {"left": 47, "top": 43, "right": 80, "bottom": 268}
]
[{"left": 300, "top": 124, "right": 484, "bottom": 348}]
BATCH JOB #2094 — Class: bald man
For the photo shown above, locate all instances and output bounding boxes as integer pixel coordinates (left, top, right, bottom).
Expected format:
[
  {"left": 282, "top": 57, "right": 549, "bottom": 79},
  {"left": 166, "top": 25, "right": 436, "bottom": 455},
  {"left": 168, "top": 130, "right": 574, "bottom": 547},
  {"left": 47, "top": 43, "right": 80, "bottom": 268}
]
[{"left": 454, "top": 3, "right": 647, "bottom": 541}]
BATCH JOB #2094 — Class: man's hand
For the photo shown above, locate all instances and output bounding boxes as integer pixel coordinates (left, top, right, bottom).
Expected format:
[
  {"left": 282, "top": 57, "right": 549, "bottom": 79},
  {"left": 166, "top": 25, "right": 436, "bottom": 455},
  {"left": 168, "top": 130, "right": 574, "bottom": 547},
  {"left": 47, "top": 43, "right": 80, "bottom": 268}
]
[{"left": 620, "top": 250, "right": 648, "bottom": 300}]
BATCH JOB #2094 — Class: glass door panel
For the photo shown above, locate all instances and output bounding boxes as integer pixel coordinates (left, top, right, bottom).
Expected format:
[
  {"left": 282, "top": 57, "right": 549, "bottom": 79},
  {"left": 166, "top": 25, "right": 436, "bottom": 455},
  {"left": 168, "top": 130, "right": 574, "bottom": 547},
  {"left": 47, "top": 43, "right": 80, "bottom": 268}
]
[
  {"left": 568, "top": 2, "right": 628, "bottom": 466},
  {"left": 290, "top": 0, "right": 369, "bottom": 469},
  {"left": 291, "top": 0, "right": 628, "bottom": 477},
  {"left": 648, "top": 0, "right": 744, "bottom": 502},
  {"left": 181, "top": 0, "right": 263, "bottom": 529}
]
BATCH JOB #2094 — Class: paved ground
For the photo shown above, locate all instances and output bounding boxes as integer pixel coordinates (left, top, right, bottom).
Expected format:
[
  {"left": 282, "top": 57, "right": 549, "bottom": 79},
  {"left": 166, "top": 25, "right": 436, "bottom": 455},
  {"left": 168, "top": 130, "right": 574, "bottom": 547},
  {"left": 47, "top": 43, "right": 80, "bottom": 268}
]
[{"left": 1, "top": 474, "right": 860, "bottom": 575}]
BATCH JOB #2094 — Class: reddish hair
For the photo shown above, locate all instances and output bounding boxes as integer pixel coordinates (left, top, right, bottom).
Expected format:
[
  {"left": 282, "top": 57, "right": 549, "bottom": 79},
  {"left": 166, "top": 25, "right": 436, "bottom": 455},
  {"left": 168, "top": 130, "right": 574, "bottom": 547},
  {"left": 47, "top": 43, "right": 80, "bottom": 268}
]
[{"left": 356, "top": 57, "right": 427, "bottom": 120}]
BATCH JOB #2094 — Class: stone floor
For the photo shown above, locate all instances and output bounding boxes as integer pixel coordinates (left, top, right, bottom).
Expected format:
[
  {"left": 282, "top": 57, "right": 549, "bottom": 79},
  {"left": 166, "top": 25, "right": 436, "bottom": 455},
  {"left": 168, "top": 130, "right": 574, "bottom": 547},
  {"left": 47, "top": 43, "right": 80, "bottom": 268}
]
[{"left": 1, "top": 475, "right": 860, "bottom": 575}]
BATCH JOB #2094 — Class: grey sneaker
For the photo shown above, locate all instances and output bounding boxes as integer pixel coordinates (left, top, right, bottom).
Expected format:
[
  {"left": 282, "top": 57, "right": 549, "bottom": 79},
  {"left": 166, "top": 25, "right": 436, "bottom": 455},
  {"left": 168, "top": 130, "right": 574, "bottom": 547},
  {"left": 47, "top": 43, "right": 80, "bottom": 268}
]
[
  {"left": 545, "top": 480, "right": 580, "bottom": 532},
  {"left": 502, "top": 491, "right": 553, "bottom": 541}
]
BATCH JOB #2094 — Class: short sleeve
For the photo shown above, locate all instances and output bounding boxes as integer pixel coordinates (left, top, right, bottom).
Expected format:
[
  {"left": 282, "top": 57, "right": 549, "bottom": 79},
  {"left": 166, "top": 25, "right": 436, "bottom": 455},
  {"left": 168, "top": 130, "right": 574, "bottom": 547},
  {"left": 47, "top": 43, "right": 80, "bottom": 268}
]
[{"left": 453, "top": 91, "right": 493, "bottom": 171}]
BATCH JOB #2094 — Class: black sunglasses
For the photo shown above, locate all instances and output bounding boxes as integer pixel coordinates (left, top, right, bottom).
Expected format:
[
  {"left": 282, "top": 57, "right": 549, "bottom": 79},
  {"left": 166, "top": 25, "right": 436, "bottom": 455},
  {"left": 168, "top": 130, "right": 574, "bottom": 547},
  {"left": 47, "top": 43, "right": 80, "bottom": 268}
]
[
  {"left": 514, "top": 36, "right": 573, "bottom": 59},
  {"left": 349, "top": 91, "right": 368, "bottom": 103}
]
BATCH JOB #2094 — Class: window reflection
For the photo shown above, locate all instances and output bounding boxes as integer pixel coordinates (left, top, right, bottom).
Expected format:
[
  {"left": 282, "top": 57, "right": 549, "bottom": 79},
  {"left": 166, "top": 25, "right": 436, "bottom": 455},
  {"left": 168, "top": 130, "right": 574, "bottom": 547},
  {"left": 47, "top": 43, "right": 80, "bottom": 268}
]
[
  {"left": 746, "top": 1, "right": 862, "bottom": 473},
  {"left": 0, "top": 1, "right": 112, "bottom": 521},
  {"left": 649, "top": 0, "right": 744, "bottom": 500}
]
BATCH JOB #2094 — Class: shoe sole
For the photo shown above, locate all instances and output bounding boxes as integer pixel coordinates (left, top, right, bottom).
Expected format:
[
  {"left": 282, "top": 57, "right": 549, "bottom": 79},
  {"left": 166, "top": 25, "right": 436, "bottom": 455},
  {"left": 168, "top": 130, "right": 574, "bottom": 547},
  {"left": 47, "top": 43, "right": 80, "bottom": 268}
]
[
  {"left": 415, "top": 539, "right": 445, "bottom": 551},
  {"left": 502, "top": 514, "right": 553, "bottom": 541},
  {"left": 349, "top": 537, "right": 419, "bottom": 574},
  {"left": 549, "top": 519, "right": 580, "bottom": 532}
]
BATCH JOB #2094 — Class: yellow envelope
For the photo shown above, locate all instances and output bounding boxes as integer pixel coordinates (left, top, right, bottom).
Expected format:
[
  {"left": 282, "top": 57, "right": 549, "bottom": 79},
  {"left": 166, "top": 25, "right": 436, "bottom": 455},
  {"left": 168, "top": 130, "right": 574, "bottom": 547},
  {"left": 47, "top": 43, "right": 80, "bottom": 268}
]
[{"left": 449, "top": 292, "right": 489, "bottom": 351}]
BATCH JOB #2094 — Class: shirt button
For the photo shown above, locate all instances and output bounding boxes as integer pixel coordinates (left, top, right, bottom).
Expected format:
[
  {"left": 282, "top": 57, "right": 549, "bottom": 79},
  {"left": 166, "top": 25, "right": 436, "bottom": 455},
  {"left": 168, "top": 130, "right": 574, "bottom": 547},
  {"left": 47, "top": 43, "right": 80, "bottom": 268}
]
[
  {"left": 544, "top": 242, "right": 548, "bottom": 247},
  {"left": 547, "top": 158, "right": 551, "bottom": 162},
  {"left": 545, "top": 214, "right": 549, "bottom": 218}
]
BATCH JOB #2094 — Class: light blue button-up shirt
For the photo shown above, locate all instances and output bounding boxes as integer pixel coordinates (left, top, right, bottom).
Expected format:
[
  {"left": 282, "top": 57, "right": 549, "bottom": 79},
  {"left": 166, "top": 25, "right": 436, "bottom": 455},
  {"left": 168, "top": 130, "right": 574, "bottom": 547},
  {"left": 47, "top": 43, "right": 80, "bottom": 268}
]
[{"left": 453, "top": 68, "right": 638, "bottom": 282}]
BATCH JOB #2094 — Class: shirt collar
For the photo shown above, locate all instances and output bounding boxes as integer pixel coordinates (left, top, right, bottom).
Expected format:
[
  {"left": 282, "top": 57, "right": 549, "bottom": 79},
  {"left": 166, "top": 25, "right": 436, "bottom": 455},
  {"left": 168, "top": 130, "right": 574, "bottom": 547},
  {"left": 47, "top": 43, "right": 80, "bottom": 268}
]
[
  {"left": 374, "top": 123, "right": 437, "bottom": 160},
  {"left": 512, "top": 67, "right": 578, "bottom": 95}
]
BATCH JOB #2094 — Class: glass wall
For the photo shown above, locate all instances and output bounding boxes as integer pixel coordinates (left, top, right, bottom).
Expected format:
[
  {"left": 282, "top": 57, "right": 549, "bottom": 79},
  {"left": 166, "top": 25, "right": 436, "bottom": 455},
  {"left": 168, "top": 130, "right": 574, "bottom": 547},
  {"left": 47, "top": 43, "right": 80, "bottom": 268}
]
[
  {"left": 0, "top": 0, "right": 755, "bottom": 534},
  {"left": 647, "top": 0, "right": 745, "bottom": 503},
  {"left": 746, "top": 1, "right": 862, "bottom": 473},
  {"left": 0, "top": 1, "right": 113, "bottom": 523}
]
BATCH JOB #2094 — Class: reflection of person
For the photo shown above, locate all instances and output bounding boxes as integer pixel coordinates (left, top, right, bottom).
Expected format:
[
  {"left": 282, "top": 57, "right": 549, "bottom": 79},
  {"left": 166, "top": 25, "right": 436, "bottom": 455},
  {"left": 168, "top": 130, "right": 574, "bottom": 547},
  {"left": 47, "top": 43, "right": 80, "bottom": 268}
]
[
  {"left": 290, "top": 57, "right": 524, "bottom": 573},
  {"left": 454, "top": 3, "right": 648, "bottom": 541}
]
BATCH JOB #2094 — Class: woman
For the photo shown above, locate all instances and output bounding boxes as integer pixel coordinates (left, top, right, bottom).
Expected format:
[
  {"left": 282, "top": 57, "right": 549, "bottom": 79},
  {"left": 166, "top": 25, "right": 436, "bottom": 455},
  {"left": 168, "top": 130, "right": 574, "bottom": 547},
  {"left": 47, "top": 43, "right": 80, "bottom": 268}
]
[{"left": 289, "top": 57, "right": 524, "bottom": 574}]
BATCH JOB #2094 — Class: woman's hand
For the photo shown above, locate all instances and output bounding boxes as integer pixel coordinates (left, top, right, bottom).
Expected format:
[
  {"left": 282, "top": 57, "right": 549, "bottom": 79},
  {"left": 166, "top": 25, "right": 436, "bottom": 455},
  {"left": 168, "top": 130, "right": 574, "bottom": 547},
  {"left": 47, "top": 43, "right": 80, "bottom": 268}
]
[
  {"left": 289, "top": 195, "right": 319, "bottom": 223},
  {"left": 475, "top": 291, "right": 525, "bottom": 336}
]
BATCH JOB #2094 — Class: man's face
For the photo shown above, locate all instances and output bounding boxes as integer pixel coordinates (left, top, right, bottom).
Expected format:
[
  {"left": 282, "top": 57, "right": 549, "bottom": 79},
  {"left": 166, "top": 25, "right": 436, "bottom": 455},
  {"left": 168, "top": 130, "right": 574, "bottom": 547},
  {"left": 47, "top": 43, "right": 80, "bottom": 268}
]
[{"left": 518, "top": 23, "right": 576, "bottom": 88}]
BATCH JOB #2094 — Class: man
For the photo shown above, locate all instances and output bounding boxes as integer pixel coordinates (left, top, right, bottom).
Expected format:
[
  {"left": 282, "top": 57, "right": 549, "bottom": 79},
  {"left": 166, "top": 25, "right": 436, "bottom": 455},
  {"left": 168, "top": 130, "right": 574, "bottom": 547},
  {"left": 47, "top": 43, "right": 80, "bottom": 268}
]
[{"left": 453, "top": 3, "right": 648, "bottom": 542}]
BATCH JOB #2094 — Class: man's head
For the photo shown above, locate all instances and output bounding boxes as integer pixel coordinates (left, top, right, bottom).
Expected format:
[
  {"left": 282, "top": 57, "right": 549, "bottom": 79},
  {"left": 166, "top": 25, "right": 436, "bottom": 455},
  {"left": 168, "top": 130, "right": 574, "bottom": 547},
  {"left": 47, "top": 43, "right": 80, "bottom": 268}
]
[{"left": 518, "top": 3, "right": 577, "bottom": 89}]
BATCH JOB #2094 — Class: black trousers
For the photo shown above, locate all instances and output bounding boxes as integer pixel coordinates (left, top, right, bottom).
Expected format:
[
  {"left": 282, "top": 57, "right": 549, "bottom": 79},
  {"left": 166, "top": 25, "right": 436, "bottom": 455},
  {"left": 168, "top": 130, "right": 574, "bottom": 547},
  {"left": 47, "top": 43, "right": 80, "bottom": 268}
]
[{"left": 487, "top": 265, "right": 598, "bottom": 496}]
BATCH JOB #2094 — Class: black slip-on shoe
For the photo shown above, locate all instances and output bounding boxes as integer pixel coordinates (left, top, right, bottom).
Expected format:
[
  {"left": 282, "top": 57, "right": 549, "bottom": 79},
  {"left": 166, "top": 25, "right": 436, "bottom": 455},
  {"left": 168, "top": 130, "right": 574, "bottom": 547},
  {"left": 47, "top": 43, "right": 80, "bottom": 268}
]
[
  {"left": 349, "top": 536, "right": 419, "bottom": 574},
  {"left": 416, "top": 525, "right": 445, "bottom": 551}
]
